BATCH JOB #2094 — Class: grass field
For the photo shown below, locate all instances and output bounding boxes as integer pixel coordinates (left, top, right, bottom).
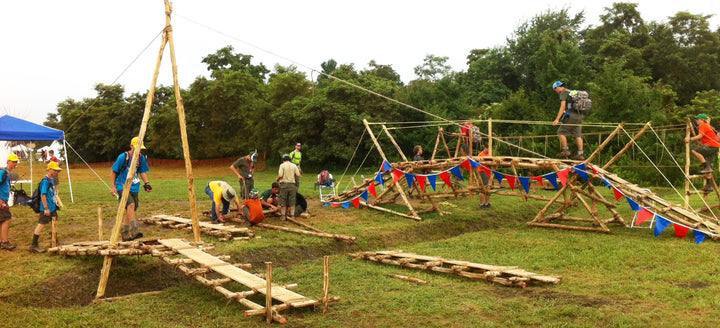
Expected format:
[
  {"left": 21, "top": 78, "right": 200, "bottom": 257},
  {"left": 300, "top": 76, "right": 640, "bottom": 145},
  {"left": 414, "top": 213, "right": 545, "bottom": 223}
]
[{"left": 1, "top": 160, "right": 720, "bottom": 327}]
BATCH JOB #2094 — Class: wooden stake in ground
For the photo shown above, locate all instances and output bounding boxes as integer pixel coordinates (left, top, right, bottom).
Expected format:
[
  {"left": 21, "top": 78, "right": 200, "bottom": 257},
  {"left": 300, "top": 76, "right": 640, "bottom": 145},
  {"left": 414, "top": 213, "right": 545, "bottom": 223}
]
[
  {"left": 322, "top": 256, "right": 330, "bottom": 313},
  {"left": 97, "top": 207, "right": 103, "bottom": 241},
  {"left": 265, "top": 262, "right": 273, "bottom": 324},
  {"left": 51, "top": 216, "right": 58, "bottom": 247},
  {"left": 388, "top": 274, "right": 428, "bottom": 285}
]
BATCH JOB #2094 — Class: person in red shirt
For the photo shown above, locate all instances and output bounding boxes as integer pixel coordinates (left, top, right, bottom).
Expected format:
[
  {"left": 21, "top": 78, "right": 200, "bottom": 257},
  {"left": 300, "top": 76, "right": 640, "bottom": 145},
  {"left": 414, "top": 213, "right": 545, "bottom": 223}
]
[
  {"left": 241, "top": 189, "right": 265, "bottom": 226},
  {"left": 686, "top": 114, "right": 720, "bottom": 175}
]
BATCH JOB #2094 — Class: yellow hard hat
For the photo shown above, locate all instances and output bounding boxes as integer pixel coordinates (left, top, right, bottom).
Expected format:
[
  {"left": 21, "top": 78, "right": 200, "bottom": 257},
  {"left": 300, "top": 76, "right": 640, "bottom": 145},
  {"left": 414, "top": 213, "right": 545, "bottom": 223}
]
[
  {"left": 47, "top": 161, "right": 61, "bottom": 171},
  {"left": 7, "top": 153, "right": 19, "bottom": 162},
  {"left": 131, "top": 137, "right": 147, "bottom": 150}
]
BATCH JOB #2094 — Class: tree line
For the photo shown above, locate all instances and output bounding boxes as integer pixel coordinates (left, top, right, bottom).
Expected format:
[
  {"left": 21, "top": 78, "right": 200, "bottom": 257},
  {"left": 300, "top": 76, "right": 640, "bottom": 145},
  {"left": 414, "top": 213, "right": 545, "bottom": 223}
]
[{"left": 46, "top": 3, "right": 720, "bottom": 182}]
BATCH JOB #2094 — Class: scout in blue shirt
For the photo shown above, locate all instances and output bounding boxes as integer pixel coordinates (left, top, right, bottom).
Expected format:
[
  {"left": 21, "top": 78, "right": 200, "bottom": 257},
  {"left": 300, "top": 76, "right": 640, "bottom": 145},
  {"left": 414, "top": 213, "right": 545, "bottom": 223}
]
[
  {"left": 1, "top": 154, "right": 20, "bottom": 251},
  {"left": 110, "top": 137, "right": 152, "bottom": 241},
  {"left": 29, "top": 161, "right": 61, "bottom": 253}
]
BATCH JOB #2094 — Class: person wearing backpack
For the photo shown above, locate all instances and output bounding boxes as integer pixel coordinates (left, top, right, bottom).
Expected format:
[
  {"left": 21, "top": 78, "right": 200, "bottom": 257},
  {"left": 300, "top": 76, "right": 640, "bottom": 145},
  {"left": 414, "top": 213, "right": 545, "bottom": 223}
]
[
  {"left": 29, "top": 162, "right": 61, "bottom": 253},
  {"left": 110, "top": 137, "right": 152, "bottom": 241},
  {"left": 552, "top": 81, "right": 585, "bottom": 160},
  {"left": 0, "top": 154, "right": 20, "bottom": 251}
]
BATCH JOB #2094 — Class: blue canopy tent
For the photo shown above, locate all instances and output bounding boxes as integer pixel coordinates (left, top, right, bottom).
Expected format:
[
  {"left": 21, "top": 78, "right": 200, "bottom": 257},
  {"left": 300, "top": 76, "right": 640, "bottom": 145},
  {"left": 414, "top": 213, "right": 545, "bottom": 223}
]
[{"left": 0, "top": 115, "right": 73, "bottom": 202}]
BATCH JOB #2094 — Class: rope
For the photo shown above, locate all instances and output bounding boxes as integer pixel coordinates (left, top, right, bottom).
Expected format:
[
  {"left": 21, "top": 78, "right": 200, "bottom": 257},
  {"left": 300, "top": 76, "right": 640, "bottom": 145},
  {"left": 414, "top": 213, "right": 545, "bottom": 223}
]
[
  {"left": 334, "top": 128, "right": 369, "bottom": 193},
  {"left": 64, "top": 140, "right": 113, "bottom": 192},
  {"left": 65, "top": 29, "right": 165, "bottom": 134}
]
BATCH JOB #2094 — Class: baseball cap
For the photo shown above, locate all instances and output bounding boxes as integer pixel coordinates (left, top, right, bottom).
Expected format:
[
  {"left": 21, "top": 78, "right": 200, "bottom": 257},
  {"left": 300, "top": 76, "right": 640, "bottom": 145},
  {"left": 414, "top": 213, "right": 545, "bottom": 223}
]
[
  {"left": 223, "top": 186, "right": 237, "bottom": 202},
  {"left": 282, "top": 153, "right": 291, "bottom": 160},
  {"left": 249, "top": 188, "right": 259, "bottom": 198},
  {"left": 47, "top": 161, "right": 62, "bottom": 171},
  {"left": 131, "top": 137, "right": 147, "bottom": 150},
  {"left": 250, "top": 150, "right": 258, "bottom": 162},
  {"left": 552, "top": 81, "right": 565, "bottom": 90},
  {"left": 7, "top": 154, "right": 19, "bottom": 162},
  {"left": 694, "top": 114, "right": 709, "bottom": 119}
]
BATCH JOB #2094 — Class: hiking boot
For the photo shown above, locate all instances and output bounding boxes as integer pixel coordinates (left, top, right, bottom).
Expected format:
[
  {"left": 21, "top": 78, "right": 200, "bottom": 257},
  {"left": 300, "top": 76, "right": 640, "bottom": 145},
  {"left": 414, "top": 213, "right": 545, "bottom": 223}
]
[
  {"left": 121, "top": 230, "right": 132, "bottom": 241},
  {"left": 557, "top": 150, "right": 571, "bottom": 158},
  {"left": 571, "top": 154, "right": 585, "bottom": 161},
  {"left": 29, "top": 244, "right": 44, "bottom": 253},
  {"left": 0, "top": 241, "right": 16, "bottom": 251},
  {"left": 130, "top": 227, "right": 143, "bottom": 240}
]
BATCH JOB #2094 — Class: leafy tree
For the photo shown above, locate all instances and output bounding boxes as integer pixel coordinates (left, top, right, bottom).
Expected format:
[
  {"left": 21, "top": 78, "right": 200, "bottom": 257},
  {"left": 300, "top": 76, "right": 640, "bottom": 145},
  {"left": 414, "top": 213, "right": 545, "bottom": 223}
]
[{"left": 413, "top": 54, "right": 453, "bottom": 82}]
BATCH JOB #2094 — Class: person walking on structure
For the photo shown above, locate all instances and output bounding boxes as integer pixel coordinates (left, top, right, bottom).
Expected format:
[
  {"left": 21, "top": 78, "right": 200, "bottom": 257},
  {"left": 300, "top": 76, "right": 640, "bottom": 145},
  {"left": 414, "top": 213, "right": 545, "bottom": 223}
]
[
  {"left": 686, "top": 114, "right": 720, "bottom": 191},
  {"left": 29, "top": 162, "right": 61, "bottom": 253},
  {"left": 110, "top": 137, "right": 152, "bottom": 241},
  {"left": 552, "top": 81, "right": 585, "bottom": 160},
  {"left": 278, "top": 154, "right": 301, "bottom": 221},
  {"left": 290, "top": 142, "right": 303, "bottom": 189},
  {"left": 230, "top": 151, "right": 257, "bottom": 200},
  {"left": 205, "top": 180, "right": 241, "bottom": 224},
  {"left": 0, "top": 154, "right": 20, "bottom": 251}
]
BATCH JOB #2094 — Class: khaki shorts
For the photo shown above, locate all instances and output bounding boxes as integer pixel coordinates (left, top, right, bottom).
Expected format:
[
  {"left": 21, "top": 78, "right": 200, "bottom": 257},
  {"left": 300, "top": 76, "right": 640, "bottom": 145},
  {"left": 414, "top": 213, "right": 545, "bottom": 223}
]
[
  {"left": 118, "top": 191, "right": 140, "bottom": 210},
  {"left": 557, "top": 112, "right": 583, "bottom": 138},
  {"left": 278, "top": 182, "right": 297, "bottom": 207},
  {"left": 0, "top": 208, "right": 11, "bottom": 222},
  {"left": 693, "top": 144, "right": 719, "bottom": 160},
  {"left": 38, "top": 211, "right": 59, "bottom": 225}
]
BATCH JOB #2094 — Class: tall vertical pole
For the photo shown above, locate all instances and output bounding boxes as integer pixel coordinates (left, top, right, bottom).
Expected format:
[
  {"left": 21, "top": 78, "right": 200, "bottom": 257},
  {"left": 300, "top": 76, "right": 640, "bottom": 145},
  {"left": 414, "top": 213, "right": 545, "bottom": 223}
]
[
  {"left": 685, "top": 120, "right": 692, "bottom": 208},
  {"left": 487, "top": 118, "right": 493, "bottom": 156},
  {"left": 164, "top": 0, "right": 201, "bottom": 242}
]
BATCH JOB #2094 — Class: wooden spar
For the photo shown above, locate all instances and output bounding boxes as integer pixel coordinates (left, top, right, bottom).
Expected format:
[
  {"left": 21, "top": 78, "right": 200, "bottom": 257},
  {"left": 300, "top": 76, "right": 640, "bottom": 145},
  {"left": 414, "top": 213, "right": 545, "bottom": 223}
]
[
  {"left": 382, "top": 124, "right": 408, "bottom": 162},
  {"left": 488, "top": 118, "right": 493, "bottom": 156},
  {"left": 388, "top": 274, "right": 428, "bottom": 285},
  {"left": 165, "top": 0, "right": 200, "bottom": 244},
  {"left": 96, "top": 2, "right": 166, "bottom": 298},
  {"left": 322, "top": 256, "right": 330, "bottom": 313},
  {"left": 255, "top": 222, "right": 357, "bottom": 242},
  {"left": 431, "top": 126, "right": 442, "bottom": 162},
  {"left": 362, "top": 119, "right": 419, "bottom": 219},
  {"left": 510, "top": 162, "right": 526, "bottom": 202},
  {"left": 361, "top": 201, "right": 423, "bottom": 221},
  {"left": 684, "top": 119, "right": 692, "bottom": 208},
  {"left": 527, "top": 222, "right": 609, "bottom": 232},
  {"left": 265, "top": 262, "right": 272, "bottom": 324},
  {"left": 439, "top": 127, "right": 452, "bottom": 158},
  {"left": 51, "top": 216, "right": 58, "bottom": 247},
  {"left": 585, "top": 123, "right": 624, "bottom": 163},
  {"left": 602, "top": 122, "right": 651, "bottom": 169},
  {"left": 92, "top": 291, "right": 163, "bottom": 303},
  {"left": 97, "top": 207, "right": 103, "bottom": 241},
  {"left": 285, "top": 216, "right": 325, "bottom": 233}
]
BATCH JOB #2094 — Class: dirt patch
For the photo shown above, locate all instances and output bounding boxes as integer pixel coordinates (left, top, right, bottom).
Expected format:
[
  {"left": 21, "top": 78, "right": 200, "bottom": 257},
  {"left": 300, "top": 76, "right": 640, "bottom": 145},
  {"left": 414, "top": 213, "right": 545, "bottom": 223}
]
[{"left": 675, "top": 281, "right": 713, "bottom": 289}]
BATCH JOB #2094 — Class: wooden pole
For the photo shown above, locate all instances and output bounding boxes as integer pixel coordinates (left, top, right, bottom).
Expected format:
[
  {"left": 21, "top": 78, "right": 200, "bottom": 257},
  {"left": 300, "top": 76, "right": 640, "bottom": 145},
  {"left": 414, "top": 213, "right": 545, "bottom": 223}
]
[
  {"left": 602, "top": 122, "right": 651, "bottom": 169},
  {"left": 286, "top": 216, "right": 324, "bottom": 233},
  {"left": 97, "top": 207, "right": 103, "bottom": 241},
  {"left": 51, "top": 216, "right": 58, "bottom": 247},
  {"left": 165, "top": 0, "right": 201, "bottom": 243},
  {"left": 388, "top": 274, "right": 428, "bottom": 284},
  {"left": 685, "top": 119, "right": 692, "bottom": 208},
  {"left": 585, "top": 123, "right": 624, "bottom": 164},
  {"left": 265, "top": 262, "right": 273, "bottom": 324},
  {"left": 382, "top": 125, "right": 408, "bottom": 162},
  {"left": 439, "top": 128, "right": 452, "bottom": 158},
  {"left": 96, "top": 3, "right": 169, "bottom": 299},
  {"left": 322, "top": 256, "right": 330, "bottom": 313},
  {"left": 256, "top": 222, "right": 357, "bottom": 242},
  {"left": 431, "top": 127, "right": 442, "bottom": 162},
  {"left": 488, "top": 118, "right": 493, "bottom": 156}
]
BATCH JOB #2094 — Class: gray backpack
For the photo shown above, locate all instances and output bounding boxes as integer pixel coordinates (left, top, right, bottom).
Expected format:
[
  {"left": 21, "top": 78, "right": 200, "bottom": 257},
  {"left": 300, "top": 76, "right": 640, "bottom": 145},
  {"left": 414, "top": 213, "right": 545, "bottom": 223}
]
[{"left": 569, "top": 90, "right": 592, "bottom": 113}]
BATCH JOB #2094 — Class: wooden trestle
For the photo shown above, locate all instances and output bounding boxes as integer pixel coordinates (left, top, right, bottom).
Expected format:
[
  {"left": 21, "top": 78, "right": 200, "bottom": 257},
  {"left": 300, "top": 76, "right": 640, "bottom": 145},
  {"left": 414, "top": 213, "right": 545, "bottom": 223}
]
[
  {"left": 50, "top": 238, "right": 336, "bottom": 322},
  {"left": 351, "top": 250, "right": 561, "bottom": 288},
  {"left": 140, "top": 215, "right": 255, "bottom": 241}
]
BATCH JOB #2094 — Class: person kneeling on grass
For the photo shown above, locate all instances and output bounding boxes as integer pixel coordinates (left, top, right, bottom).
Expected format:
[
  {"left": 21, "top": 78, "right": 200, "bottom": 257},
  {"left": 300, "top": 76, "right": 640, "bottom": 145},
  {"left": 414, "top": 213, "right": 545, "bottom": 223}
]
[
  {"left": 205, "top": 181, "right": 241, "bottom": 224},
  {"left": 240, "top": 188, "right": 265, "bottom": 226},
  {"left": 30, "top": 162, "right": 62, "bottom": 253}
]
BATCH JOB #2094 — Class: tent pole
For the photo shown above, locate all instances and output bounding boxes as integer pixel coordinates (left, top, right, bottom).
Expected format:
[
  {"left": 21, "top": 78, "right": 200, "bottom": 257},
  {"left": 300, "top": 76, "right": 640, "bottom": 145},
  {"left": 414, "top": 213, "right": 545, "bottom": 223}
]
[{"left": 63, "top": 139, "right": 74, "bottom": 203}]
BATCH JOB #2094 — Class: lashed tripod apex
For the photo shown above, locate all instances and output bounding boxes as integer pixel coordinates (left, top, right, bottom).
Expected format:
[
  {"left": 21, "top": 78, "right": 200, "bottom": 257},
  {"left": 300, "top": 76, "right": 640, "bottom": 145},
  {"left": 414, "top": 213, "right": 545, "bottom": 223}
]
[{"left": 351, "top": 250, "right": 562, "bottom": 287}]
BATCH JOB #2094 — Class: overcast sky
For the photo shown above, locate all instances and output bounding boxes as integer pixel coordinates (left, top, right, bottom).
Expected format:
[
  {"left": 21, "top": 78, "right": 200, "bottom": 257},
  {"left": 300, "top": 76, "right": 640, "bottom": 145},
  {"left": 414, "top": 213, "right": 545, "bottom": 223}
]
[{"left": 1, "top": 0, "right": 717, "bottom": 125}]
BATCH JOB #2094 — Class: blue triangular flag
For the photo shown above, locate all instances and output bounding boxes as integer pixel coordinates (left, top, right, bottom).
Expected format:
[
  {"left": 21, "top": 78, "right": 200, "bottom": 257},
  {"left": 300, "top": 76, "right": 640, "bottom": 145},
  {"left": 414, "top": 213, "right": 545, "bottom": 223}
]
[
  {"left": 382, "top": 161, "right": 392, "bottom": 172},
  {"left": 654, "top": 216, "right": 670, "bottom": 236},
  {"left": 573, "top": 163, "right": 588, "bottom": 182},
  {"left": 694, "top": 230, "right": 707, "bottom": 244},
  {"left": 405, "top": 173, "right": 415, "bottom": 189},
  {"left": 342, "top": 201, "right": 351, "bottom": 209},
  {"left": 626, "top": 197, "right": 641, "bottom": 211},
  {"left": 375, "top": 172, "right": 384, "bottom": 185},
  {"left": 518, "top": 176, "right": 531, "bottom": 193},
  {"left": 450, "top": 166, "right": 464, "bottom": 181},
  {"left": 468, "top": 158, "right": 481, "bottom": 168},
  {"left": 427, "top": 175, "right": 437, "bottom": 191},
  {"left": 360, "top": 191, "right": 369, "bottom": 201},
  {"left": 323, "top": 202, "right": 331, "bottom": 207},
  {"left": 602, "top": 176, "right": 612, "bottom": 189},
  {"left": 545, "top": 172, "right": 559, "bottom": 190},
  {"left": 493, "top": 171, "right": 505, "bottom": 184}
]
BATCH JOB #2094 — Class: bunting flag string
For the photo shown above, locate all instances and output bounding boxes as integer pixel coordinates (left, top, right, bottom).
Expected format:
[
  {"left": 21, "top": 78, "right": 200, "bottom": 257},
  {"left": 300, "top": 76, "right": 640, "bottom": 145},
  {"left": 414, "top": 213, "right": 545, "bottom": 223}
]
[{"left": 323, "top": 160, "right": 716, "bottom": 244}]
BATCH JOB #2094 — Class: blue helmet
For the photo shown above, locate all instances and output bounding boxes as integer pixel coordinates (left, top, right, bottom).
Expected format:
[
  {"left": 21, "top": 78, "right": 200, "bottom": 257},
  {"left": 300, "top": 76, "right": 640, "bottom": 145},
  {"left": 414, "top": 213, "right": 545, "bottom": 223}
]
[{"left": 552, "top": 81, "right": 565, "bottom": 90}]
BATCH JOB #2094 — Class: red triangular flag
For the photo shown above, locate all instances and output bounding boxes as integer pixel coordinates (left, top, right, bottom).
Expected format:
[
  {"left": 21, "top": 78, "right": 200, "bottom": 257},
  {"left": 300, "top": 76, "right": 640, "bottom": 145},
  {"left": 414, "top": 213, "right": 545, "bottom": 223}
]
[
  {"left": 558, "top": 168, "right": 569, "bottom": 187},
  {"left": 531, "top": 176, "right": 544, "bottom": 186},
  {"left": 613, "top": 187, "right": 624, "bottom": 201},
  {"left": 330, "top": 203, "right": 341, "bottom": 208},
  {"left": 674, "top": 223, "right": 690, "bottom": 238},
  {"left": 393, "top": 169, "right": 403, "bottom": 183},
  {"left": 506, "top": 175, "right": 516, "bottom": 191},
  {"left": 478, "top": 166, "right": 491, "bottom": 179},
  {"left": 439, "top": 171, "right": 452, "bottom": 187},
  {"left": 368, "top": 182, "right": 377, "bottom": 198},
  {"left": 351, "top": 197, "right": 360, "bottom": 208},
  {"left": 460, "top": 159, "right": 472, "bottom": 172},
  {"left": 416, "top": 175, "right": 426, "bottom": 192},
  {"left": 635, "top": 207, "right": 654, "bottom": 226},
  {"left": 590, "top": 164, "right": 598, "bottom": 175}
]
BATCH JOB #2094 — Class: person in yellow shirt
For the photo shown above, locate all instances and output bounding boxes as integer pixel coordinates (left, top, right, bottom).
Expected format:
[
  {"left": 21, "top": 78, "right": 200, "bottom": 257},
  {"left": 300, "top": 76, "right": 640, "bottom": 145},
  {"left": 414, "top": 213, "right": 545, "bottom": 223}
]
[{"left": 205, "top": 181, "right": 241, "bottom": 223}]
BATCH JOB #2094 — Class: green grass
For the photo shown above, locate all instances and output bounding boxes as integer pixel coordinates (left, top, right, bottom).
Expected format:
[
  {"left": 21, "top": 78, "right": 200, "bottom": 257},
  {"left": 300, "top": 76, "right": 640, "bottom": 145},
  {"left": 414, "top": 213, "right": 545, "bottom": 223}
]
[{"left": 2, "top": 165, "right": 720, "bottom": 327}]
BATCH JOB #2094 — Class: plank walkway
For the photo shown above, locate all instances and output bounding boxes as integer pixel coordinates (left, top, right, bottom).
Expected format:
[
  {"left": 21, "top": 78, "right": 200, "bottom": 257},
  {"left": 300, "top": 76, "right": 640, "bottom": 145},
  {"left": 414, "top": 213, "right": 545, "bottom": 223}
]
[
  {"left": 140, "top": 214, "right": 254, "bottom": 241},
  {"left": 351, "top": 250, "right": 561, "bottom": 288}
]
